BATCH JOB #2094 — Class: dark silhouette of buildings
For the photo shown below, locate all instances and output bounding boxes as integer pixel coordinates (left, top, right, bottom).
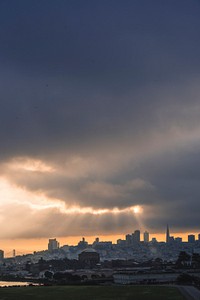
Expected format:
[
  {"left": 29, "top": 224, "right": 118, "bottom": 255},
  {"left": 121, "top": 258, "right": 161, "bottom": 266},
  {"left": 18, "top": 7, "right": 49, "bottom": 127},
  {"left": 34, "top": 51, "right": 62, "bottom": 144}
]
[
  {"left": 78, "top": 248, "right": 100, "bottom": 268},
  {"left": 78, "top": 237, "right": 88, "bottom": 250}
]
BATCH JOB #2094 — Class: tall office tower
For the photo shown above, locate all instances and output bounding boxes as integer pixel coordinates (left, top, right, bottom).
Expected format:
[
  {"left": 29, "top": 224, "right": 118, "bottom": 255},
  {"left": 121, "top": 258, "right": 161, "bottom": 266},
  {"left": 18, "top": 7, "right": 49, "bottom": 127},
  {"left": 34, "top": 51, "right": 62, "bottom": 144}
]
[
  {"left": 198, "top": 233, "right": 200, "bottom": 241},
  {"left": 166, "top": 224, "right": 170, "bottom": 243},
  {"left": 126, "top": 234, "right": 132, "bottom": 246},
  {"left": 144, "top": 231, "right": 149, "bottom": 243},
  {"left": 132, "top": 230, "right": 140, "bottom": 243},
  {"left": 0, "top": 250, "right": 4, "bottom": 261},
  {"left": 48, "top": 238, "right": 59, "bottom": 252},
  {"left": 188, "top": 234, "right": 195, "bottom": 243}
]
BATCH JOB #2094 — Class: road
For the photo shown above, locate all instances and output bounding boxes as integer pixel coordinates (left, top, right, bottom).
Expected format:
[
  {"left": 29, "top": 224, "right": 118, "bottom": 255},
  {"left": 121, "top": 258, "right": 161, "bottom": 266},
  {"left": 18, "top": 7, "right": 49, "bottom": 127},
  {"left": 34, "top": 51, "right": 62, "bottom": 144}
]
[{"left": 179, "top": 286, "right": 200, "bottom": 300}]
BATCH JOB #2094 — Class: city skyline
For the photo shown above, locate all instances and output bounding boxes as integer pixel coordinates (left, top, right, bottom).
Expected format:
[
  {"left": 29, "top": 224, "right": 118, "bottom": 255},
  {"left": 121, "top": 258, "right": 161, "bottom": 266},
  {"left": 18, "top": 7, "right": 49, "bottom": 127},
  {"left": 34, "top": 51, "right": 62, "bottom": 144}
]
[
  {"left": 0, "top": 1, "right": 200, "bottom": 251},
  {"left": 1, "top": 226, "right": 200, "bottom": 257}
]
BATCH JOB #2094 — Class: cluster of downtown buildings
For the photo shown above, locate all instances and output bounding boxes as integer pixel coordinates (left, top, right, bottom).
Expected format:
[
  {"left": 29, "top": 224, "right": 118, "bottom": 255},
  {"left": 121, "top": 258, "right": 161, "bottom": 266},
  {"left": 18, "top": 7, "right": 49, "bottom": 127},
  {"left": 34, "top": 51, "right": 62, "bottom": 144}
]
[
  {"left": 1, "top": 225, "right": 199, "bottom": 263},
  {"left": 1, "top": 225, "right": 200, "bottom": 263},
  {"left": 1, "top": 226, "right": 200, "bottom": 285},
  {"left": 47, "top": 225, "right": 200, "bottom": 254}
]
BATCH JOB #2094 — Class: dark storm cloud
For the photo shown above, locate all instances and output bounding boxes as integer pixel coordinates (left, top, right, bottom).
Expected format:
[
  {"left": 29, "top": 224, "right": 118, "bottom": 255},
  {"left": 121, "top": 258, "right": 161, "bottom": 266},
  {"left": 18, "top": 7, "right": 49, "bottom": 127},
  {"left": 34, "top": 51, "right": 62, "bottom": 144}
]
[
  {"left": 0, "top": 0, "right": 200, "bottom": 157},
  {"left": 1, "top": 0, "right": 200, "bottom": 82},
  {"left": 0, "top": 0, "right": 200, "bottom": 237}
]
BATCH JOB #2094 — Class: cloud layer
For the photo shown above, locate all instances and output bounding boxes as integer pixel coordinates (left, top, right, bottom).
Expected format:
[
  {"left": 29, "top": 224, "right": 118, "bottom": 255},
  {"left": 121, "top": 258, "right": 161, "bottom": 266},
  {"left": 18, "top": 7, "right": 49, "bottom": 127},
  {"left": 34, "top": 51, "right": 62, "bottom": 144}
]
[{"left": 0, "top": 0, "right": 200, "bottom": 238}]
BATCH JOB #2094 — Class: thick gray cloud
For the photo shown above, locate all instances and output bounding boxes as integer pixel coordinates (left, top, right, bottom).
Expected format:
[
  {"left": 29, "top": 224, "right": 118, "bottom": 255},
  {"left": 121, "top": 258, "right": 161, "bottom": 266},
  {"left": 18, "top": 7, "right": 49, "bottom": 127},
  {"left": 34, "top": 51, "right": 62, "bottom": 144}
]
[{"left": 0, "top": 0, "right": 200, "bottom": 238}]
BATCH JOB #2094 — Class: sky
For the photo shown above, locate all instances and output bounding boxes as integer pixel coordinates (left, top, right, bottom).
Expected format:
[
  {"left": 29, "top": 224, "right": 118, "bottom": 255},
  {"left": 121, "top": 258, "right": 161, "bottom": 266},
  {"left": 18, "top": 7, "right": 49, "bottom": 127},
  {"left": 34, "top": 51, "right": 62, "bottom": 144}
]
[{"left": 0, "top": 0, "right": 200, "bottom": 253}]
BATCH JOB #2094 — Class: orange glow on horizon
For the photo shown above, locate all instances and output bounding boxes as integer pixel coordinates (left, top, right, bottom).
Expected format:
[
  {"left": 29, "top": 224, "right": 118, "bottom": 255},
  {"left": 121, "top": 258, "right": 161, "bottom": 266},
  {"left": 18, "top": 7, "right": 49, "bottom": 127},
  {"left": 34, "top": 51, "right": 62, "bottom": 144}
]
[{"left": 1, "top": 231, "right": 200, "bottom": 257}]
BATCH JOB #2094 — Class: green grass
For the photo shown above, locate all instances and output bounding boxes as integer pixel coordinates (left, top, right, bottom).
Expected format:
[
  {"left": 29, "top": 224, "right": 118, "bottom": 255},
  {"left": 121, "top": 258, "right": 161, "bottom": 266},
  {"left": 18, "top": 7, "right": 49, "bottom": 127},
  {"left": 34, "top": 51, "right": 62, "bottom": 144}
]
[{"left": 0, "top": 285, "right": 185, "bottom": 300}]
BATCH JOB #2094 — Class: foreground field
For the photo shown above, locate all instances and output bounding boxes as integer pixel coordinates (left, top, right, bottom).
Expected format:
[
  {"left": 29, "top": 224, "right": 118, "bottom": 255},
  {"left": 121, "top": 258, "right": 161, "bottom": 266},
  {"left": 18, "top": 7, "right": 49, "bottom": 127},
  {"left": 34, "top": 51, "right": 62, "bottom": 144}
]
[{"left": 0, "top": 285, "right": 185, "bottom": 300}]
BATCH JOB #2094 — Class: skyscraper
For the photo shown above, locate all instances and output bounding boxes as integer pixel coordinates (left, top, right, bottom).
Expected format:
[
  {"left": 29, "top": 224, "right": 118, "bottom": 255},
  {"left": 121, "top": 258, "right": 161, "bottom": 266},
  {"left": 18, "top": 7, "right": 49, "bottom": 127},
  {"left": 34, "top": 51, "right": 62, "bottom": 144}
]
[
  {"left": 166, "top": 224, "right": 170, "bottom": 243},
  {"left": 48, "top": 238, "right": 59, "bottom": 252},
  {"left": 144, "top": 231, "right": 149, "bottom": 243},
  {"left": 188, "top": 234, "right": 195, "bottom": 243},
  {"left": 132, "top": 230, "right": 140, "bottom": 243},
  {"left": 126, "top": 234, "right": 132, "bottom": 246}
]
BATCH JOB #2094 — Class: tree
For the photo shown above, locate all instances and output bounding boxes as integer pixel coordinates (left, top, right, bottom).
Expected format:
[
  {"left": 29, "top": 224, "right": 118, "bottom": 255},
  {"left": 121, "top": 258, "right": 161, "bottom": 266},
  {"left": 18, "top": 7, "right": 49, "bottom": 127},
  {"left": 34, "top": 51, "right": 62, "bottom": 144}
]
[
  {"left": 176, "top": 251, "right": 191, "bottom": 268},
  {"left": 44, "top": 270, "right": 53, "bottom": 279},
  {"left": 176, "top": 273, "right": 194, "bottom": 284}
]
